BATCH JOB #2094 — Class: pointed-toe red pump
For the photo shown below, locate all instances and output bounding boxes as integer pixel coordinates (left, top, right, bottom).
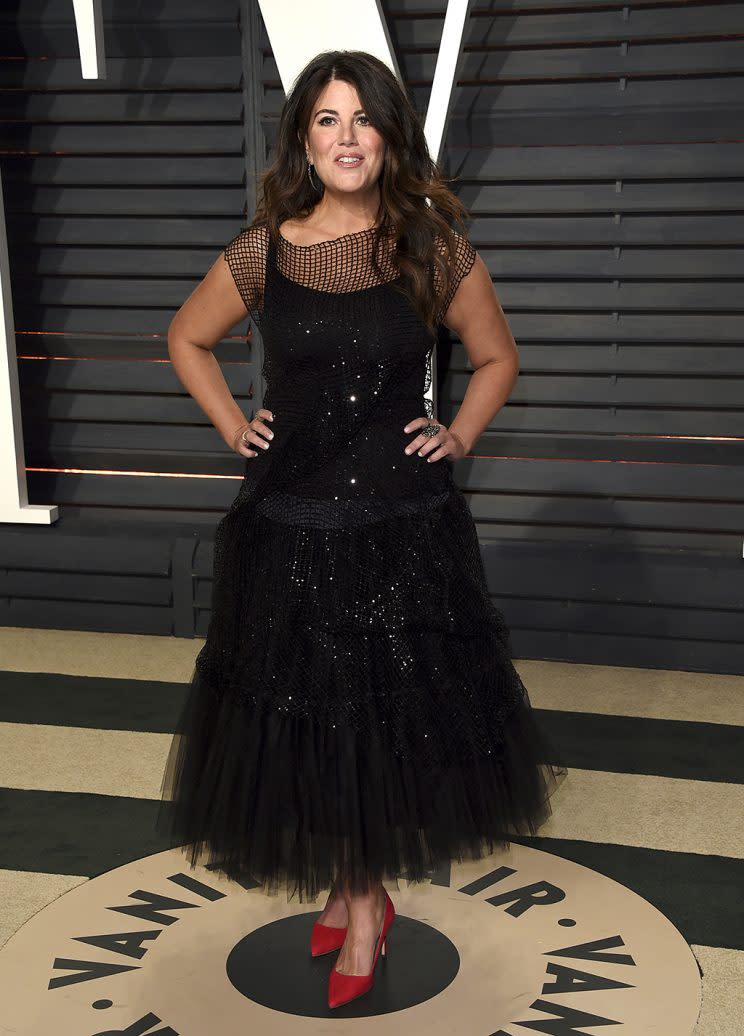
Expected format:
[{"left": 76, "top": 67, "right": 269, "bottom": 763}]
[{"left": 328, "top": 890, "right": 395, "bottom": 1009}]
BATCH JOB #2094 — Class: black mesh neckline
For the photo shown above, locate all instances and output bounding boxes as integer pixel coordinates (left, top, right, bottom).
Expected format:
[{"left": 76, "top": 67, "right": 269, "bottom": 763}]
[
  {"left": 272, "top": 223, "right": 401, "bottom": 296},
  {"left": 277, "top": 225, "right": 381, "bottom": 249}
]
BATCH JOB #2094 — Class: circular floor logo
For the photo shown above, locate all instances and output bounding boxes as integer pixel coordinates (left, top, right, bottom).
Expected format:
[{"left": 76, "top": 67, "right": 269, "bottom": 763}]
[{"left": 0, "top": 842, "right": 701, "bottom": 1034}]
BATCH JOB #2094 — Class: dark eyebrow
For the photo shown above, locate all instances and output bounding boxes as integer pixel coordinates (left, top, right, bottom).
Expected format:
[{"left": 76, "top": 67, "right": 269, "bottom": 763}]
[{"left": 314, "top": 108, "right": 365, "bottom": 117}]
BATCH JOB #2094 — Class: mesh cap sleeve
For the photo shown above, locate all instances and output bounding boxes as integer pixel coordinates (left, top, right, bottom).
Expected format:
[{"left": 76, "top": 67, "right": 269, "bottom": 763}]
[
  {"left": 223, "top": 223, "right": 268, "bottom": 321},
  {"left": 435, "top": 230, "right": 477, "bottom": 324}
]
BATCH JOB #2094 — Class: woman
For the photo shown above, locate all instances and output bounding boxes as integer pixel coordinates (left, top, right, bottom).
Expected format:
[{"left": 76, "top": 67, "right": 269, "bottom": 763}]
[{"left": 158, "top": 49, "right": 564, "bottom": 1009}]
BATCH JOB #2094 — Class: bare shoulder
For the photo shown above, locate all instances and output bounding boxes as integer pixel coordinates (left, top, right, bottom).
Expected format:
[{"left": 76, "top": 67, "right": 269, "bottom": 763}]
[
  {"left": 278, "top": 216, "right": 318, "bottom": 245},
  {"left": 277, "top": 217, "right": 299, "bottom": 242}
]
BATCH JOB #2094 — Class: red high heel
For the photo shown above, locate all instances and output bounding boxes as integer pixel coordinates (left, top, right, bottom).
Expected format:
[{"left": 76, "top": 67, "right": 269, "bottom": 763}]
[
  {"left": 328, "top": 890, "right": 395, "bottom": 1009},
  {"left": 310, "top": 918, "right": 347, "bottom": 957}
]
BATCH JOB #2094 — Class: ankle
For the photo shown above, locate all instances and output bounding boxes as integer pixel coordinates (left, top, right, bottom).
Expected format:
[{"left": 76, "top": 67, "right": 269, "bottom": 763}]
[{"left": 341, "top": 881, "right": 385, "bottom": 912}]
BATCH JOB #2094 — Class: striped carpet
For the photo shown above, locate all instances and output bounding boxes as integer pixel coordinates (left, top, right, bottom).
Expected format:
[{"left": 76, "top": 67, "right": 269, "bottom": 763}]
[{"left": 0, "top": 626, "right": 742, "bottom": 1034}]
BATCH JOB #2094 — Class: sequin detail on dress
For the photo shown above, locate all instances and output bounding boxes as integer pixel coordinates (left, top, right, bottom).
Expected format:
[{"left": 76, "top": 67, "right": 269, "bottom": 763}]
[{"left": 157, "top": 221, "right": 565, "bottom": 902}]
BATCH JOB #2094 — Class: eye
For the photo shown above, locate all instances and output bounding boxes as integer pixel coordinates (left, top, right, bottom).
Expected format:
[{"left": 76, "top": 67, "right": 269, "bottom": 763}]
[{"left": 317, "top": 114, "right": 371, "bottom": 126}]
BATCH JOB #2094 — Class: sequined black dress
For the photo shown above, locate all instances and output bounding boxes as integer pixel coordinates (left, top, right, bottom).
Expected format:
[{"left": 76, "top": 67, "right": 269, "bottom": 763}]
[{"left": 157, "top": 221, "right": 565, "bottom": 902}]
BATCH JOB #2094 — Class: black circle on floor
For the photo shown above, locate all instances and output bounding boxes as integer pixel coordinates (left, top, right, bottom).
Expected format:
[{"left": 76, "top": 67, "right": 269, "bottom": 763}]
[{"left": 226, "top": 910, "right": 460, "bottom": 1017}]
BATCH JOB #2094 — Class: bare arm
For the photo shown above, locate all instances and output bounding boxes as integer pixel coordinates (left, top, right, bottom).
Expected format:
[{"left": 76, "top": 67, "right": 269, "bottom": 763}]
[
  {"left": 441, "top": 253, "right": 519, "bottom": 455},
  {"left": 167, "top": 251, "right": 257, "bottom": 450}
]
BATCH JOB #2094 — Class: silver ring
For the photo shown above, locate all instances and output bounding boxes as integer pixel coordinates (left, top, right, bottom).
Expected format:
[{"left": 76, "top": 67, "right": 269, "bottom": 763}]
[
  {"left": 421, "top": 423, "right": 440, "bottom": 438},
  {"left": 240, "top": 429, "right": 251, "bottom": 445}
]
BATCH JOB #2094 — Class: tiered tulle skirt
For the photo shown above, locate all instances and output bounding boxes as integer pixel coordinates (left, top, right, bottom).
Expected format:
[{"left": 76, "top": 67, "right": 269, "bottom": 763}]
[{"left": 156, "top": 481, "right": 565, "bottom": 902}]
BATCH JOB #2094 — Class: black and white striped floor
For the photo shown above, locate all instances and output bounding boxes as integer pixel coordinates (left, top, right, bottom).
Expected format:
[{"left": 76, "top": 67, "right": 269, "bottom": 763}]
[{"left": 0, "top": 627, "right": 741, "bottom": 1034}]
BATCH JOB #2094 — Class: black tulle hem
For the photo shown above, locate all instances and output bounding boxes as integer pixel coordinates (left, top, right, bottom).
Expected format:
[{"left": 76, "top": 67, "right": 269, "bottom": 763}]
[{"left": 156, "top": 662, "right": 565, "bottom": 904}]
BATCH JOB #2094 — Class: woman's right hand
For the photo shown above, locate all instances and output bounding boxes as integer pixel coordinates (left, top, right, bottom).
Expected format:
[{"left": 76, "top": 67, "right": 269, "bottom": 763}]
[{"left": 230, "top": 409, "right": 274, "bottom": 457}]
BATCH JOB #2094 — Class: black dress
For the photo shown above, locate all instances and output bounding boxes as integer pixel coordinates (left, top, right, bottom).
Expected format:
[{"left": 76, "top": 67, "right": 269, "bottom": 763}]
[{"left": 157, "top": 221, "right": 565, "bottom": 902}]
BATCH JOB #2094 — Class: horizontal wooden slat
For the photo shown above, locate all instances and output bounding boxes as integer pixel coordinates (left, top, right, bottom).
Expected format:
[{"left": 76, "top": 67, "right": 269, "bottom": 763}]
[
  {"left": 463, "top": 312, "right": 743, "bottom": 343},
  {"left": 442, "top": 110, "right": 743, "bottom": 148},
  {"left": 4, "top": 599, "right": 174, "bottom": 635},
  {"left": 0, "top": 24, "right": 241, "bottom": 59},
  {"left": 10, "top": 247, "right": 243, "bottom": 277},
  {"left": 468, "top": 488, "right": 744, "bottom": 531},
  {"left": 469, "top": 215, "right": 744, "bottom": 247},
  {"left": 450, "top": 372, "right": 744, "bottom": 408},
  {"left": 477, "top": 522, "right": 740, "bottom": 552},
  {"left": 464, "top": 455, "right": 744, "bottom": 499},
  {"left": 24, "top": 470, "right": 244, "bottom": 510},
  {"left": 0, "top": 56, "right": 242, "bottom": 90},
  {"left": 18, "top": 356, "right": 251, "bottom": 392},
  {"left": 0, "top": 92, "right": 243, "bottom": 122},
  {"left": 5, "top": 571, "right": 171, "bottom": 606},
  {"left": 12, "top": 308, "right": 204, "bottom": 335},
  {"left": 443, "top": 79, "right": 744, "bottom": 113},
  {"left": 508, "top": 628, "right": 744, "bottom": 674},
  {"left": 452, "top": 342, "right": 744, "bottom": 376},
  {"left": 26, "top": 432, "right": 248, "bottom": 461},
  {"left": 14, "top": 333, "right": 250, "bottom": 361},
  {"left": 503, "top": 597, "right": 736, "bottom": 643},
  {"left": 6, "top": 187, "right": 246, "bottom": 216},
  {"left": 483, "top": 434, "right": 742, "bottom": 465},
  {"left": 462, "top": 184, "right": 744, "bottom": 216},
  {"left": 0, "top": 529, "right": 170, "bottom": 572},
  {"left": 23, "top": 448, "right": 251, "bottom": 478},
  {"left": 0, "top": 0, "right": 239, "bottom": 22},
  {"left": 21, "top": 393, "right": 253, "bottom": 427},
  {"left": 2, "top": 124, "right": 242, "bottom": 153},
  {"left": 6, "top": 216, "right": 246, "bottom": 245},
  {"left": 450, "top": 142, "right": 744, "bottom": 180},
  {"left": 486, "top": 281, "right": 744, "bottom": 310},
  {"left": 482, "top": 251, "right": 744, "bottom": 280},
  {"left": 455, "top": 407, "right": 744, "bottom": 439},
  {"left": 0, "top": 155, "right": 245, "bottom": 186}
]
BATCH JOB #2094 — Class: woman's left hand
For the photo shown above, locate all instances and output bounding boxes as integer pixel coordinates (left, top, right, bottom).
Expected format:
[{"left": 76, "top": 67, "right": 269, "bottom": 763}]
[{"left": 403, "top": 417, "right": 468, "bottom": 463}]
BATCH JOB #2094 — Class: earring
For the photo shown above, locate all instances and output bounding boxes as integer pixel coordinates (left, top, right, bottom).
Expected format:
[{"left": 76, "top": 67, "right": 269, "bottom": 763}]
[{"left": 306, "top": 159, "right": 321, "bottom": 192}]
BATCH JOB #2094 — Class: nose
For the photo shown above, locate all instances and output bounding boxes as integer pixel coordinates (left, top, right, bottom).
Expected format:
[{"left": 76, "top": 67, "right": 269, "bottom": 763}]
[{"left": 337, "top": 121, "right": 358, "bottom": 145}]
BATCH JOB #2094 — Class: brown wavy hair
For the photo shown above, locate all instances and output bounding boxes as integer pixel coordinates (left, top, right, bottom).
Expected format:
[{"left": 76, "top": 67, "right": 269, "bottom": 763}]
[{"left": 248, "top": 49, "right": 472, "bottom": 337}]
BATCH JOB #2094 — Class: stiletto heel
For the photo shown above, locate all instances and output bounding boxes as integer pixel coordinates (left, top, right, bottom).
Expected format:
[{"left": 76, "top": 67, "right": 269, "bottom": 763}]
[{"left": 328, "top": 890, "right": 395, "bottom": 1009}]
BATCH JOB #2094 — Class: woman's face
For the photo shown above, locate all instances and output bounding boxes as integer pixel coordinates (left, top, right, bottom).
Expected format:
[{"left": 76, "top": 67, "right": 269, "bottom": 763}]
[{"left": 303, "top": 79, "right": 386, "bottom": 199}]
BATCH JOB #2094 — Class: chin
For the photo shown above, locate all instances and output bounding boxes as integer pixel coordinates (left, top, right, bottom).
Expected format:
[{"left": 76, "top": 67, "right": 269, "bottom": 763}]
[{"left": 335, "top": 180, "right": 372, "bottom": 192}]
